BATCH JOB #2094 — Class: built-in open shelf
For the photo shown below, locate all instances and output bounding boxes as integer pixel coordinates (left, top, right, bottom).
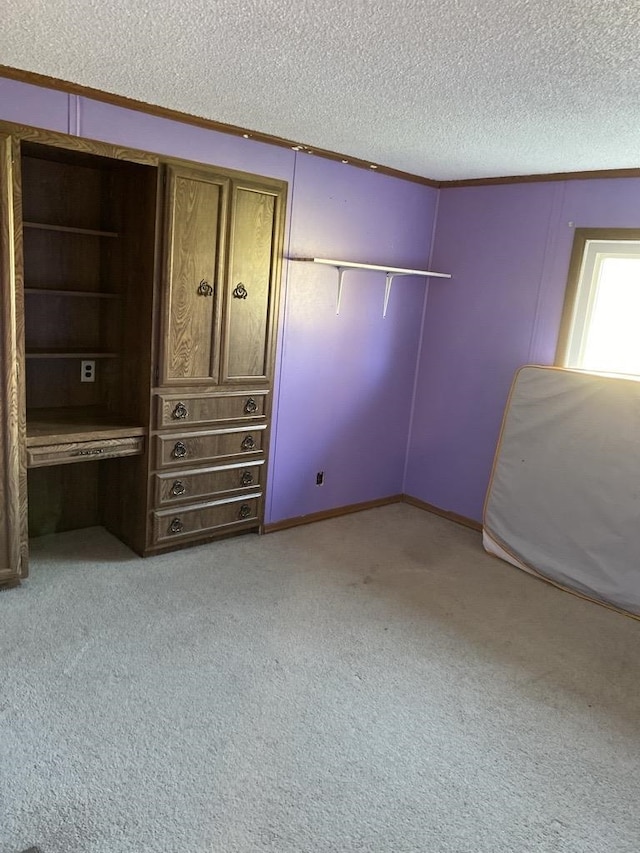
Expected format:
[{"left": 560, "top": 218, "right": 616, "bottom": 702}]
[
  {"left": 25, "top": 350, "right": 118, "bottom": 359},
  {"left": 23, "top": 221, "right": 119, "bottom": 238},
  {"left": 290, "top": 256, "right": 452, "bottom": 316},
  {"left": 24, "top": 288, "right": 121, "bottom": 299}
]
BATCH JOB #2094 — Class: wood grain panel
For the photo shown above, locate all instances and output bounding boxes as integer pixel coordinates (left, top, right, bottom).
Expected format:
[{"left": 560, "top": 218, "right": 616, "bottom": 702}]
[
  {"left": 161, "top": 166, "right": 227, "bottom": 384},
  {"left": 151, "top": 493, "right": 261, "bottom": 545},
  {"left": 23, "top": 229, "right": 103, "bottom": 291},
  {"left": 153, "top": 460, "right": 264, "bottom": 506},
  {"left": 25, "top": 292, "right": 106, "bottom": 351},
  {"left": 27, "top": 464, "right": 100, "bottom": 536},
  {"left": 21, "top": 155, "right": 105, "bottom": 229},
  {"left": 1, "top": 118, "right": 159, "bottom": 167},
  {"left": 0, "top": 133, "right": 27, "bottom": 584},
  {"left": 26, "top": 408, "right": 145, "bottom": 444},
  {"left": 26, "top": 359, "right": 110, "bottom": 409},
  {"left": 155, "top": 425, "right": 266, "bottom": 469},
  {"left": 27, "top": 435, "right": 144, "bottom": 468},
  {"left": 222, "top": 186, "right": 276, "bottom": 382},
  {"left": 156, "top": 389, "right": 267, "bottom": 428}
]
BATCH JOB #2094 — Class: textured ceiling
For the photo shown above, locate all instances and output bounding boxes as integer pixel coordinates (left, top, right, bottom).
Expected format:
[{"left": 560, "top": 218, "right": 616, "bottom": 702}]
[{"left": 3, "top": 0, "right": 640, "bottom": 180}]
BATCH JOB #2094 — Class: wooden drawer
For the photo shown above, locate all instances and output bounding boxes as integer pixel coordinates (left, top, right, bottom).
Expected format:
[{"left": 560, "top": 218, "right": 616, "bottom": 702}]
[
  {"left": 156, "top": 391, "right": 268, "bottom": 429},
  {"left": 151, "top": 494, "right": 261, "bottom": 545},
  {"left": 155, "top": 425, "right": 266, "bottom": 469},
  {"left": 27, "top": 435, "right": 144, "bottom": 468},
  {"left": 153, "top": 461, "right": 264, "bottom": 506}
]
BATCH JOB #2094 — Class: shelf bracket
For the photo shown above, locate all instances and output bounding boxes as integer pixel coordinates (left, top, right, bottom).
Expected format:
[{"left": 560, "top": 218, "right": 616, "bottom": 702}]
[
  {"left": 336, "top": 267, "right": 347, "bottom": 315},
  {"left": 289, "top": 256, "right": 452, "bottom": 318},
  {"left": 383, "top": 273, "right": 395, "bottom": 318}
]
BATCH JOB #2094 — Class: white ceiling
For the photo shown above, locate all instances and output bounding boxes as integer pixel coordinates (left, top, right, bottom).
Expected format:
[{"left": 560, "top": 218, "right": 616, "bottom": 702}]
[{"left": 3, "top": 0, "right": 640, "bottom": 181}]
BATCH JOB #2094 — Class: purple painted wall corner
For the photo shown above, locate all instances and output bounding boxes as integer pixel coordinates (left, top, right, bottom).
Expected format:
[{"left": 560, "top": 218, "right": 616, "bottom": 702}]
[
  {"left": 267, "top": 155, "right": 438, "bottom": 522},
  {"left": 406, "top": 178, "right": 640, "bottom": 522}
]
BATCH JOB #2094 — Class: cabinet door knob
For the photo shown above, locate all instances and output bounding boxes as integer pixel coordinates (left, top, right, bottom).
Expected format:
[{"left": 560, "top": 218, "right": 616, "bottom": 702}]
[
  {"left": 197, "top": 279, "right": 213, "bottom": 296},
  {"left": 169, "top": 517, "right": 184, "bottom": 534},
  {"left": 172, "top": 402, "right": 189, "bottom": 420},
  {"left": 170, "top": 480, "right": 186, "bottom": 496},
  {"left": 243, "top": 396, "right": 258, "bottom": 414},
  {"left": 172, "top": 441, "right": 188, "bottom": 458},
  {"left": 241, "top": 435, "right": 256, "bottom": 451},
  {"left": 232, "top": 283, "right": 248, "bottom": 299},
  {"left": 238, "top": 503, "right": 252, "bottom": 519},
  {"left": 241, "top": 470, "right": 254, "bottom": 486}
]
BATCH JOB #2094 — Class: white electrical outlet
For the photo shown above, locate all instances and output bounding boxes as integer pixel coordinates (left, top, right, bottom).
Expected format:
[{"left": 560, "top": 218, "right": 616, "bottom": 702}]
[{"left": 80, "top": 360, "right": 96, "bottom": 383}]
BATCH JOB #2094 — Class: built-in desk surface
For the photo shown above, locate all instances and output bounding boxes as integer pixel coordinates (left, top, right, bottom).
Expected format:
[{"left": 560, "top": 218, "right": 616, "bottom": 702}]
[{"left": 26, "top": 408, "right": 145, "bottom": 467}]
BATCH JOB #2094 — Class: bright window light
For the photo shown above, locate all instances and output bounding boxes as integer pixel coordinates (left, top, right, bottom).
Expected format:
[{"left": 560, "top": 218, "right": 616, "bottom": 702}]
[
  {"left": 563, "top": 238, "right": 640, "bottom": 376},
  {"left": 581, "top": 257, "right": 640, "bottom": 373}
]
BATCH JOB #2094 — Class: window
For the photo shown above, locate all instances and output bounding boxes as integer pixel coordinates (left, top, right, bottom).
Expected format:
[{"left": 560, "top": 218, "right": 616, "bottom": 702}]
[{"left": 556, "top": 229, "right": 640, "bottom": 376}]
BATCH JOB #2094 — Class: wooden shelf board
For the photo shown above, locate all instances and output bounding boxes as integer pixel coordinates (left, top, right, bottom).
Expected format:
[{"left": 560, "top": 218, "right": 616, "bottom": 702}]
[
  {"left": 25, "top": 350, "right": 118, "bottom": 359},
  {"left": 23, "top": 221, "right": 118, "bottom": 238},
  {"left": 27, "top": 407, "right": 146, "bottom": 446},
  {"left": 25, "top": 288, "right": 121, "bottom": 299}
]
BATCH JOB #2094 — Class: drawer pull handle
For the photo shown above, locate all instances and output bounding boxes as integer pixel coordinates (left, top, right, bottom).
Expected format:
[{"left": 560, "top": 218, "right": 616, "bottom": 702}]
[
  {"left": 241, "top": 470, "right": 254, "bottom": 486},
  {"left": 71, "top": 447, "right": 105, "bottom": 457},
  {"left": 233, "top": 282, "right": 248, "bottom": 300},
  {"left": 172, "top": 402, "right": 189, "bottom": 420},
  {"left": 238, "top": 503, "right": 252, "bottom": 519},
  {"left": 172, "top": 441, "right": 188, "bottom": 458},
  {"left": 169, "top": 517, "right": 184, "bottom": 534},
  {"left": 241, "top": 435, "right": 256, "bottom": 451},
  {"left": 197, "top": 279, "right": 213, "bottom": 296},
  {"left": 243, "top": 397, "right": 258, "bottom": 414},
  {"left": 170, "top": 480, "right": 186, "bottom": 496}
]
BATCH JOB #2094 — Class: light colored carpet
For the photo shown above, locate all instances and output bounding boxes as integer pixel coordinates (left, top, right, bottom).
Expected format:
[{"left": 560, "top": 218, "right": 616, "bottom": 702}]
[{"left": 1, "top": 504, "right": 639, "bottom": 853}]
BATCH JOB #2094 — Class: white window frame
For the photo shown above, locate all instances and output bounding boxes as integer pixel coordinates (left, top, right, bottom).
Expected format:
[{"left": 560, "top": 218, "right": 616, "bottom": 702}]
[{"left": 557, "top": 229, "right": 640, "bottom": 375}]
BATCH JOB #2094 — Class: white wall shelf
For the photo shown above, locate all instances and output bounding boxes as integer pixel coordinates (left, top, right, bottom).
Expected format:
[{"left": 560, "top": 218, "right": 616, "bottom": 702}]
[{"left": 290, "top": 257, "right": 451, "bottom": 317}]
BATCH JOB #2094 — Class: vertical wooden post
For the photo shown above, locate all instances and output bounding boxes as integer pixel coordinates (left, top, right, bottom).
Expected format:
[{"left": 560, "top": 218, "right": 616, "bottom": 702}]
[{"left": 0, "top": 133, "right": 27, "bottom": 584}]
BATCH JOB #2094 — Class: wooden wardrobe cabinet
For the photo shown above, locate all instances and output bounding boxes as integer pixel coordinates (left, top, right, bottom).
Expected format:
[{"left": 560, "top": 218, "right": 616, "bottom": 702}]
[{"left": 0, "top": 121, "right": 286, "bottom": 586}]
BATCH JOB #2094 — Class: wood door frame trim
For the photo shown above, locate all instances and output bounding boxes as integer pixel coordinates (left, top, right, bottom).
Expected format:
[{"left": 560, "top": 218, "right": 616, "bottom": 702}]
[
  {"left": 0, "top": 133, "right": 28, "bottom": 582},
  {"left": 0, "top": 118, "right": 291, "bottom": 192}
]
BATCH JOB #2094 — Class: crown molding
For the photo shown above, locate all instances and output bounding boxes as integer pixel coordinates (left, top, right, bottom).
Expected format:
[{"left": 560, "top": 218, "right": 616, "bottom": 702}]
[
  {"left": 2, "top": 65, "right": 639, "bottom": 189},
  {"left": 0, "top": 65, "right": 440, "bottom": 187}
]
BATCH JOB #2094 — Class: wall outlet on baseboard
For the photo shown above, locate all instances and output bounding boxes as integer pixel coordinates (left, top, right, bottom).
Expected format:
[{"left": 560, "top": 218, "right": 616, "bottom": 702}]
[
  {"left": 80, "top": 360, "right": 96, "bottom": 382},
  {"left": 316, "top": 471, "right": 324, "bottom": 486}
]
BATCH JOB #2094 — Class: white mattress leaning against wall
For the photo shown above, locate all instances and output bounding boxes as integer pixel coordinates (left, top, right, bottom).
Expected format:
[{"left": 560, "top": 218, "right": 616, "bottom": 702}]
[{"left": 483, "top": 365, "right": 640, "bottom": 618}]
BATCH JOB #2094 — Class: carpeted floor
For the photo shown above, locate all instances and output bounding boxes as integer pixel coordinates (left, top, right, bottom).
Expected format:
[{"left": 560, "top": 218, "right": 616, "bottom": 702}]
[{"left": 1, "top": 503, "right": 639, "bottom": 853}]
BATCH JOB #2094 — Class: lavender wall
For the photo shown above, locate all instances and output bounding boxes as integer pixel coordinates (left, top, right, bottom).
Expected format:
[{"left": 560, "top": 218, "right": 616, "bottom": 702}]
[
  {"left": 8, "top": 76, "right": 637, "bottom": 530},
  {"left": 270, "top": 157, "right": 437, "bottom": 522},
  {"left": 406, "top": 178, "right": 640, "bottom": 522},
  {"left": 0, "top": 78, "right": 438, "bottom": 525}
]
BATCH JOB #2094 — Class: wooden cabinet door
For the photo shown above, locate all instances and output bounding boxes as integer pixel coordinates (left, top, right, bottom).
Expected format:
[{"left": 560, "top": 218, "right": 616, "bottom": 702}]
[
  {"left": 159, "top": 165, "right": 228, "bottom": 385},
  {"left": 0, "top": 133, "right": 28, "bottom": 584},
  {"left": 220, "top": 181, "right": 284, "bottom": 384}
]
